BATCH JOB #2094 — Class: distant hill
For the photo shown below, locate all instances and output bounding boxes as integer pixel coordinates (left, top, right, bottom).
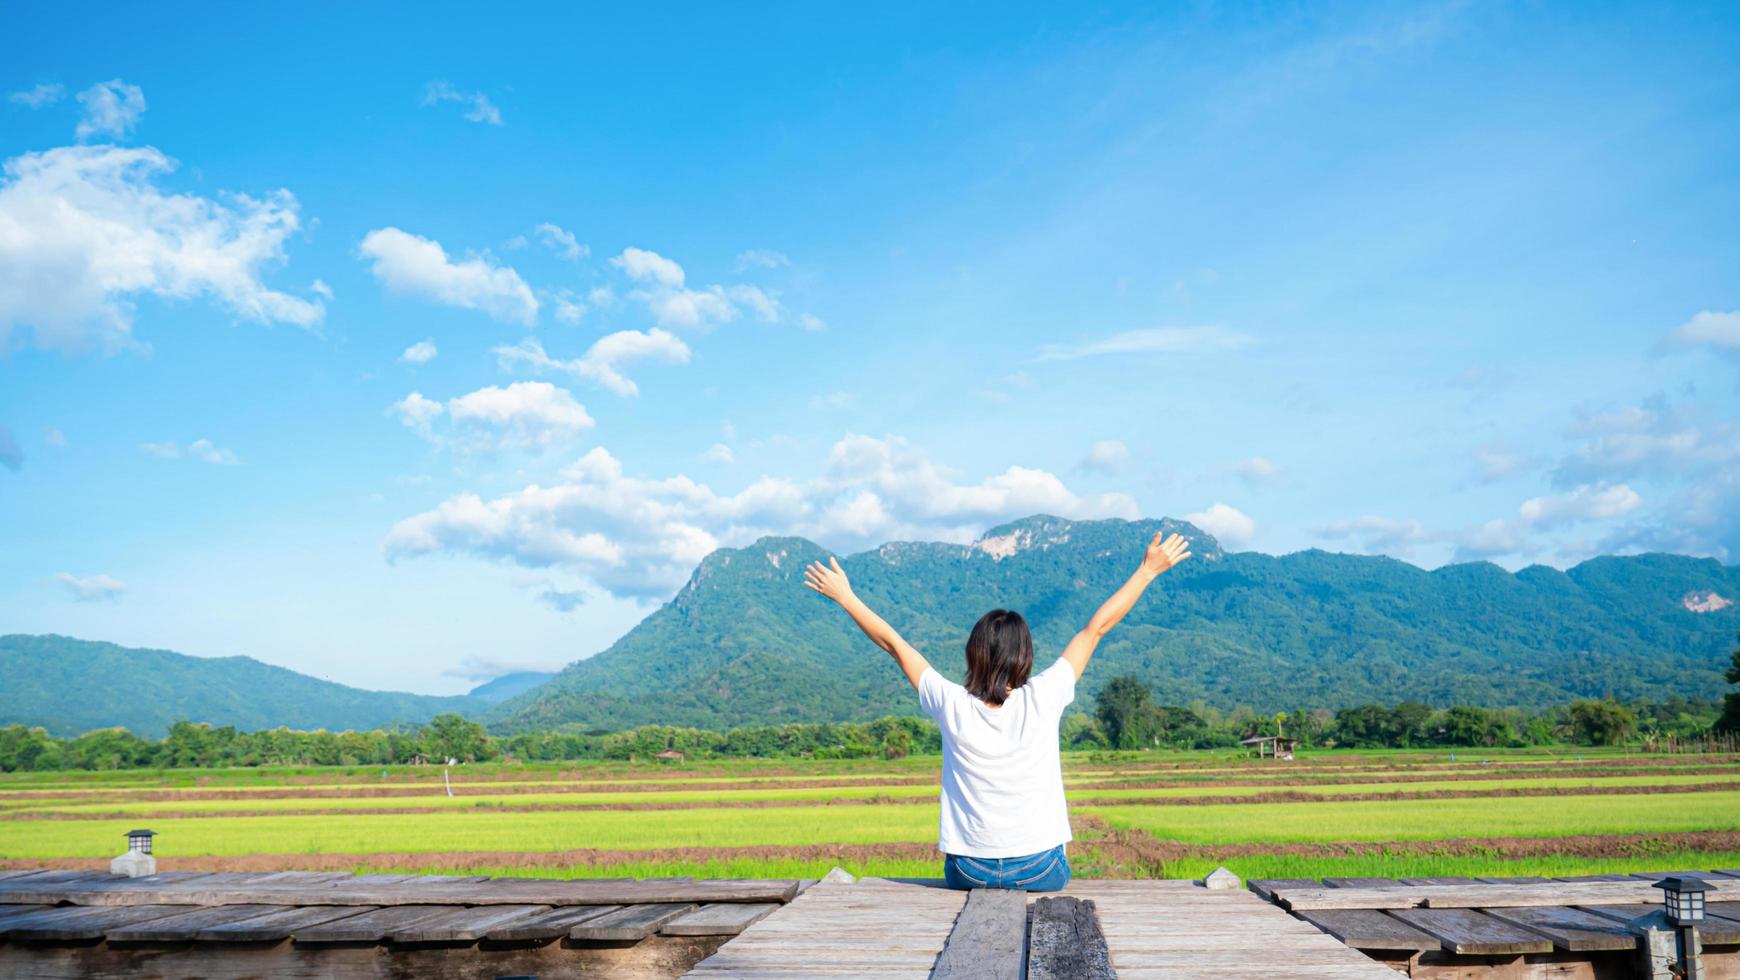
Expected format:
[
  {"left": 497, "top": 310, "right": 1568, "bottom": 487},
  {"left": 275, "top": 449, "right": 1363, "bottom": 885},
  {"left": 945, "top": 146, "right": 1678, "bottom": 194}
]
[
  {"left": 487, "top": 515, "right": 1740, "bottom": 732},
  {"left": 467, "top": 671, "right": 558, "bottom": 704},
  {"left": 0, "top": 635, "right": 485, "bottom": 738}
]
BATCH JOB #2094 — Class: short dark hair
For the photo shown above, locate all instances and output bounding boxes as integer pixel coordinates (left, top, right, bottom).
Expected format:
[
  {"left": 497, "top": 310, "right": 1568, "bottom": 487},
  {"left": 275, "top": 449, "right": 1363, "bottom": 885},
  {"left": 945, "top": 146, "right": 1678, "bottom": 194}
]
[{"left": 964, "top": 609, "right": 1034, "bottom": 706}]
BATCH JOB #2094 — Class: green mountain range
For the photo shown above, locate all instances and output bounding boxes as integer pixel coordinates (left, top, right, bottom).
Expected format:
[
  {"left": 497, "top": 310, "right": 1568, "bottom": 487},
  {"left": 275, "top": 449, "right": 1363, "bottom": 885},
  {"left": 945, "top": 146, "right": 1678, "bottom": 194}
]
[
  {"left": 485, "top": 515, "right": 1740, "bottom": 732},
  {"left": 0, "top": 634, "right": 487, "bottom": 738}
]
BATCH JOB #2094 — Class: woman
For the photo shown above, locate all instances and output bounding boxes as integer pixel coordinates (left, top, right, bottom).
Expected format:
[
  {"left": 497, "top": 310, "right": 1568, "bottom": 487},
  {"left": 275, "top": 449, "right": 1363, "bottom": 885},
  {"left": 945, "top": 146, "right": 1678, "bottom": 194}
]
[{"left": 803, "top": 529, "right": 1192, "bottom": 891}]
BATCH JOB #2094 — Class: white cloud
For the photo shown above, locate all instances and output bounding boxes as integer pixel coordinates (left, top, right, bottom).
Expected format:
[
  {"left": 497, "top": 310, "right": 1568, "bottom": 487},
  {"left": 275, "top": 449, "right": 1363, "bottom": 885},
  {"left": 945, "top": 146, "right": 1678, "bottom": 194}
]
[
  {"left": 800, "top": 312, "right": 826, "bottom": 331},
  {"left": 1081, "top": 440, "right": 1129, "bottom": 475},
  {"left": 139, "top": 439, "right": 239, "bottom": 464},
  {"left": 1554, "top": 396, "right": 1736, "bottom": 486},
  {"left": 75, "top": 80, "right": 146, "bottom": 141},
  {"left": 703, "top": 443, "right": 735, "bottom": 464},
  {"left": 735, "top": 249, "right": 789, "bottom": 271},
  {"left": 494, "top": 330, "right": 691, "bottom": 398},
  {"left": 421, "top": 81, "right": 502, "bottom": 125},
  {"left": 728, "top": 284, "right": 782, "bottom": 322},
  {"left": 610, "top": 246, "right": 686, "bottom": 286},
  {"left": 395, "top": 382, "right": 593, "bottom": 452},
  {"left": 9, "top": 83, "right": 64, "bottom": 109},
  {"left": 56, "top": 571, "right": 125, "bottom": 602},
  {"left": 1666, "top": 310, "right": 1740, "bottom": 353},
  {"left": 0, "top": 145, "right": 325, "bottom": 353},
  {"left": 0, "top": 424, "right": 21, "bottom": 471},
  {"left": 534, "top": 222, "right": 586, "bottom": 261},
  {"left": 550, "top": 291, "right": 586, "bottom": 324},
  {"left": 358, "top": 227, "right": 538, "bottom": 325},
  {"left": 385, "top": 434, "right": 1139, "bottom": 598},
  {"left": 1184, "top": 502, "right": 1255, "bottom": 547},
  {"left": 310, "top": 279, "right": 333, "bottom": 300},
  {"left": 1037, "top": 326, "right": 1253, "bottom": 361},
  {"left": 809, "top": 390, "right": 852, "bottom": 411},
  {"left": 1519, "top": 483, "right": 1642, "bottom": 528},
  {"left": 1232, "top": 456, "right": 1282, "bottom": 486},
  {"left": 389, "top": 392, "right": 444, "bottom": 438},
  {"left": 1320, "top": 514, "right": 1426, "bottom": 557},
  {"left": 447, "top": 382, "right": 593, "bottom": 450},
  {"left": 1451, "top": 519, "right": 1526, "bottom": 562},
  {"left": 608, "top": 246, "right": 786, "bottom": 330},
  {"left": 400, "top": 339, "right": 438, "bottom": 364},
  {"left": 44, "top": 426, "right": 66, "bottom": 448}
]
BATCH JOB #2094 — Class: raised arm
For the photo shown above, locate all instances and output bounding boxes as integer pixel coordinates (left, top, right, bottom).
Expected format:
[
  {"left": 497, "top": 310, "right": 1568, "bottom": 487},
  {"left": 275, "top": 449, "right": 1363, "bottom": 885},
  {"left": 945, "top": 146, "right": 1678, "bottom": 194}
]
[
  {"left": 1059, "top": 531, "right": 1192, "bottom": 680},
  {"left": 803, "top": 557, "right": 931, "bottom": 691}
]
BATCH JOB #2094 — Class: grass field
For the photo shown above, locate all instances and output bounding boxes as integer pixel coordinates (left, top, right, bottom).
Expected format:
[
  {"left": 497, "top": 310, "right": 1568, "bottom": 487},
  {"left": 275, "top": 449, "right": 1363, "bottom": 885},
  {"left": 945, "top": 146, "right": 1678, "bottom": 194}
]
[{"left": 3, "top": 747, "right": 1737, "bottom": 882}]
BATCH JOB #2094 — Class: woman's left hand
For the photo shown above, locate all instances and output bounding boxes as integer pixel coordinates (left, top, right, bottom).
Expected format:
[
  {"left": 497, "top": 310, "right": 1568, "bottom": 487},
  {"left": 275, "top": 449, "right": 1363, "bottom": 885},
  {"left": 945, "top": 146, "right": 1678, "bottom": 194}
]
[{"left": 803, "top": 557, "right": 855, "bottom": 604}]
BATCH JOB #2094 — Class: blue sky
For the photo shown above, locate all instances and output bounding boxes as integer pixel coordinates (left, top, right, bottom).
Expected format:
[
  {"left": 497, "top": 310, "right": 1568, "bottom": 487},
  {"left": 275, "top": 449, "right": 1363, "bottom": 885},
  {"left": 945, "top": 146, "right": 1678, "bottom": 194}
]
[{"left": 2, "top": 1, "right": 1737, "bottom": 694}]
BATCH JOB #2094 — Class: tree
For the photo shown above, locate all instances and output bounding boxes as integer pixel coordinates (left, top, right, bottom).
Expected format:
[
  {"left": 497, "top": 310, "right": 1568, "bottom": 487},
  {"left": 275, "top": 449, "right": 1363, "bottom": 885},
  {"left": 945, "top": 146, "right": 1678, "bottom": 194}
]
[
  {"left": 424, "top": 713, "right": 491, "bottom": 762},
  {"left": 1094, "top": 675, "right": 1157, "bottom": 749},
  {"left": 1717, "top": 632, "right": 1740, "bottom": 735},
  {"left": 1566, "top": 699, "right": 1636, "bottom": 746}
]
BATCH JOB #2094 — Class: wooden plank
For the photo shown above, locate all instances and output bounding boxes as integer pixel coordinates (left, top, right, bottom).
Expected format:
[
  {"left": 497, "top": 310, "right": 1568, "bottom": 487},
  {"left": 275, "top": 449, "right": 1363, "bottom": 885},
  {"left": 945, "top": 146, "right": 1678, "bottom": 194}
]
[
  {"left": 1324, "top": 877, "right": 1405, "bottom": 888},
  {"left": 293, "top": 905, "right": 455, "bottom": 943},
  {"left": 106, "top": 904, "right": 284, "bottom": 942},
  {"left": 1248, "top": 878, "right": 1321, "bottom": 902},
  {"left": 0, "top": 874, "right": 799, "bottom": 907},
  {"left": 1390, "top": 907, "right": 1554, "bottom": 955},
  {"left": 193, "top": 905, "right": 377, "bottom": 942},
  {"left": 1484, "top": 905, "right": 1640, "bottom": 951},
  {"left": 570, "top": 902, "right": 698, "bottom": 941},
  {"left": 929, "top": 889, "right": 1025, "bottom": 980},
  {"left": 1275, "top": 880, "right": 1674, "bottom": 910},
  {"left": 386, "top": 904, "right": 550, "bottom": 942},
  {"left": 0, "top": 904, "right": 196, "bottom": 941},
  {"left": 1398, "top": 877, "right": 1478, "bottom": 886},
  {"left": 660, "top": 903, "right": 781, "bottom": 937},
  {"left": 1475, "top": 876, "right": 1552, "bottom": 884},
  {"left": 1294, "top": 909, "right": 1439, "bottom": 951},
  {"left": 1027, "top": 896, "right": 1115, "bottom": 980},
  {"left": 0, "top": 905, "right": 52, "bottom": 923},
  {"left": 486, "top": 904, "right": 623, "bottom": 941}
]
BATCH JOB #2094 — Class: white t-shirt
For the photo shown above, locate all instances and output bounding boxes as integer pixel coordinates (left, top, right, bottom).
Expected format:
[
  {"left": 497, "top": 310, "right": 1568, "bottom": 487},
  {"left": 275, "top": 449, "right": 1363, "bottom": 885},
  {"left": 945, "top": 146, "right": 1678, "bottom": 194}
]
[{"left": 917, "top": 658, "right": 1076, "bottom": 858}]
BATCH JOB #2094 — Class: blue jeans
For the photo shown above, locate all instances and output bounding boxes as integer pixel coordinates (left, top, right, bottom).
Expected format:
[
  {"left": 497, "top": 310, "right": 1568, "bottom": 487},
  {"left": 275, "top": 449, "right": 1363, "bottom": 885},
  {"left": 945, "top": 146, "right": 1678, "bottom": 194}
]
[{"left": 943, "top": 844, "right": 1070, "bottom": 892}]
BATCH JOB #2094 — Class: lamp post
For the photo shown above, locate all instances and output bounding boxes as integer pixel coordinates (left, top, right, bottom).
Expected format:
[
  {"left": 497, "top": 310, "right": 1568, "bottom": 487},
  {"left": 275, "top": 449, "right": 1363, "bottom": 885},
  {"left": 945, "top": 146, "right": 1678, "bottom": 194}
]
[
  {"left": 111, "top": 829, "right": 157, "bottom": 878},
  {"left": 1655, "top": 876, "right": 1712, "bottom": 980}
]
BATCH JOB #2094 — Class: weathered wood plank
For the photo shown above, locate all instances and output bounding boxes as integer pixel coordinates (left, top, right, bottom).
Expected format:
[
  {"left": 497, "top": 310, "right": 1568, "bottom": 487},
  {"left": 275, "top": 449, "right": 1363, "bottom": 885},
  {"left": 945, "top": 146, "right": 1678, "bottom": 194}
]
[
  {"left": 1248, "top": 877, "right": 1322, "bottom": 902},
  {"left": 292, "top": 905, "right": 454, "bottom": 943},
  {"left": 106, "top": 904, "right": 285, "bottom": 941},
  {"left": 1295, "top": 909, "right": 1439, "bottom": 951},
  {"left": 0, "top": 904, "right": 196, "bottom": 941},
  {"left": 570, "top": 902, "right": 698, "bottom": 941},
  {"left": 0, "top": 905, "right": 52, "bottom": 923},
  {"left": 1484, "top": 905, "right": 1641, "bottom": 951},
  {"left": 0, "top": 874, "right": 799, "bottom": 908},
  {"left": 1474, "top": 876, "right": 1552, "bottom": 884},
  {"left": 485, "top": 904, "right": 622, "bottom": 941},
  {"left": 386, "top": 904, "right": 549, "bottom": 942},
  {"left": 929, "top": 889, "right": 1024, "bottom": 980},
  {"left": 1389, "top": 907, "right": 1554, "bottom": 955},
  {"left": 1324, "top": 877, "right": 1405, "bottom": 888},
  {"left": 193, "top": 905, "right": 377, "bottom": 942},
  {"left": 1275, "top": 879, "right": 1674, "bottom": 910},
  {"left": 661, "top": 903, "right": 781, "bottom": 937},
  {"left": 1027, "top": 896, "right": 1115, "bottom": 980},
  {"left": 1397, "top": 877, "right": 1477, "bottom": 886}
]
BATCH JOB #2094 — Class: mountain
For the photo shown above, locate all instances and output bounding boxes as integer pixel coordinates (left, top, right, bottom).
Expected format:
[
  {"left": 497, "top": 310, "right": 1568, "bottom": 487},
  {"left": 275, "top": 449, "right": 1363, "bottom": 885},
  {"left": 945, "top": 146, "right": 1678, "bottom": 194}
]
[
  {"left": 467, "top": 671, "right": 558, "bottom": 704},
  {"left": 487, "top": 515, "right": 1740, "bottom": 732},
  {"left": 0, "top": 635, "right": 485, "bottom": 738}
]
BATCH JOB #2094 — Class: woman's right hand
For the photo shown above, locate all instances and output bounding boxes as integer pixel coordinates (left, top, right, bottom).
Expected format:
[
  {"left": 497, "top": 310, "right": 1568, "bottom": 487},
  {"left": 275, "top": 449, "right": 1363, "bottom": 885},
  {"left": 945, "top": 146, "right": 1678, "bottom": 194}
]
[
  {"left": 1141, "top": 531, "right": 1193, "bottom": 577},
  {"left": 803, "top": 556, "right": 855, "bottom": 605}
]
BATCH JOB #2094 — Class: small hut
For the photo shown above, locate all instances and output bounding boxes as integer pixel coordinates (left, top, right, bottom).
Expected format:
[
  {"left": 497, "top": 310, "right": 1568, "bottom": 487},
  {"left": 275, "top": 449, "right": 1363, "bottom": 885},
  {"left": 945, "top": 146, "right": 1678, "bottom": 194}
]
[
  {"left": 1240, "top": 735, "right": 1297, "bottom": 760},
  {"left": 654, "top": 749, "right": 685, "bottom": 762}
]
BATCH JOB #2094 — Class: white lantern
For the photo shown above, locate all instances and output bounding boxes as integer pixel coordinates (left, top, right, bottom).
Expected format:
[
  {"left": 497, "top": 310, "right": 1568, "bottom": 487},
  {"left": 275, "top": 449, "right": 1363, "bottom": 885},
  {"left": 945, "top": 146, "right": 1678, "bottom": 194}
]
[{"left": 1655, "top": 875, "right": 1710, "bottom": 926}]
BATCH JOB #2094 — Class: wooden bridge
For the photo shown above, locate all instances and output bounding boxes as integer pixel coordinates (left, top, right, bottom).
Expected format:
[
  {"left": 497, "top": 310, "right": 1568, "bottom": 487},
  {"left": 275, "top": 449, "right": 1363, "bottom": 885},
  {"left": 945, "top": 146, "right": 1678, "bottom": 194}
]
[{"left": 0, "top": 866, "right": 1735, "bottom": 977}]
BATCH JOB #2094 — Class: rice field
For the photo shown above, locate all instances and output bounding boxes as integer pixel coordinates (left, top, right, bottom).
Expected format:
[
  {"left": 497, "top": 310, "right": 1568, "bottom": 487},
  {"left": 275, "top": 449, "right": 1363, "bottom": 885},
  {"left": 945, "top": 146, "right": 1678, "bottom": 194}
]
[{"left": 3, "top": 747, "right": 1737, "bottom": 882}]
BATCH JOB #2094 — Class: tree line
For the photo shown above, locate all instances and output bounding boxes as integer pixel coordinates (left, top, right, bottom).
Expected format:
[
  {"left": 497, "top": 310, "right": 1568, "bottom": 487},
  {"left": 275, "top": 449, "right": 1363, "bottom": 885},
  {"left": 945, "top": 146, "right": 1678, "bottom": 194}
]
[{"left": 1, "top": 662, "right": 1733, "bottom": 773}]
